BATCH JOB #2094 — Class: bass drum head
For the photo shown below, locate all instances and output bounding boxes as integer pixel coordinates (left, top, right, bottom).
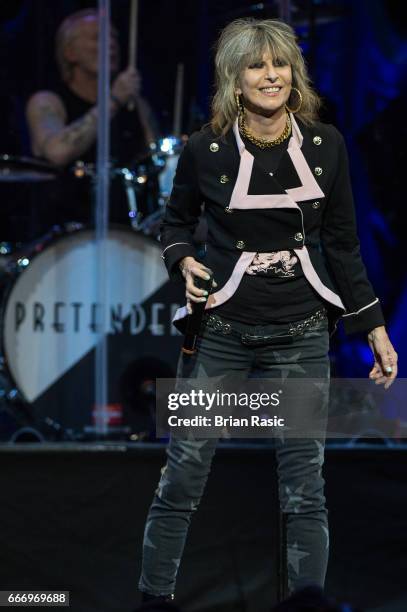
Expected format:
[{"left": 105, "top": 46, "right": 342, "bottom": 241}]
[{"left": 2, "top": 227, "right": 184, "bottom": 434}]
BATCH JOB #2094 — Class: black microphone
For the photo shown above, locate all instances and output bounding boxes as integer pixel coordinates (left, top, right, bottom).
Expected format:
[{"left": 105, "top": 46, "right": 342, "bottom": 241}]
[{"left": 182, "top": 270, "right": 214, "bottom": 355}]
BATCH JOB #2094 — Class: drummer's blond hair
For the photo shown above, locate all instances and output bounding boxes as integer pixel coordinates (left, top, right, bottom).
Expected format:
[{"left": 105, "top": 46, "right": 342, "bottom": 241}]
[
  {"left": 211, "top": 18, "right": 321, "bottom": 135},
  {"left": 55, "top": 9, "right": 98, "bottom": 82}
]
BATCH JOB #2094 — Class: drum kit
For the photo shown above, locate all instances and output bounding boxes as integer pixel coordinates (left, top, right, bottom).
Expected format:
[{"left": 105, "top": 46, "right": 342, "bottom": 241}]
[
  {"left": 0, "top": 0, "right": 190, "bottom": 442},
  {"left": 0, "top": 141, "right": 185, "bottom": 442}
]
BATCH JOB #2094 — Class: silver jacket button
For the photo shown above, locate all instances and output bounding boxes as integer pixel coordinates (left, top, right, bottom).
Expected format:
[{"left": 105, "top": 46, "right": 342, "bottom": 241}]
[
  {"left": 224, "top": 206, "right": 233, "bottom": 213},
  {"left": 313, "top": 136, "right": 322, "bottom": 145},
  {"left": 294, "top": 232, "right": 303, "bottom": 241},
  {"left": 314, "top": 166, "right": 323, "bottom": 176},
  {"left": 236, "top": 240, "right": 245, "bottom": 249},
  {"left": 210, "top": 142, "right": 219, "bottom": 152},
  {"left": 312, "top": 201, "right": 321, "bottom": 209},
  {"left": 220, "top": 174, "right": 229, "bottom": 183}
]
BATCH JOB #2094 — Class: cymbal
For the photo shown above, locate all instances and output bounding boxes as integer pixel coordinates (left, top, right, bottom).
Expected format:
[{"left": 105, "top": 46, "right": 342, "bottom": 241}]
[{"left": 0, "top": 154, "right": 57, "bottom": 182}]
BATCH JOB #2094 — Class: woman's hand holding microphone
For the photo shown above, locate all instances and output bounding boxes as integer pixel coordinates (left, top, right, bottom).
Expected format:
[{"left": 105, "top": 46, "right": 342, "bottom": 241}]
[{"left": 179, "top": 256, "right": 217, "bottom": 314}]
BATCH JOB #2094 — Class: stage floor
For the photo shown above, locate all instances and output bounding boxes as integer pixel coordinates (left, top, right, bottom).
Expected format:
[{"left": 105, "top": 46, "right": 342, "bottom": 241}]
[{"left": 0, "top": 442, "right": 406, "bottom": 612}]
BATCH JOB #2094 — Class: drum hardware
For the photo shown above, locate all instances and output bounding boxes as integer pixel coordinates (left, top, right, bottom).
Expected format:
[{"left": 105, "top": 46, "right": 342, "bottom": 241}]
[
  {"left": 71, "top": 160, "right": 158, "bottom": 230},
  {"left": 72, "top": 160, "right": 97, "bottom": 179},
  {"left": 0, "top": 154, "right": 57, "bottom": 183},
  {"left": 137, "top": 208, "right": 164, "bottom": 238},
  {"left": 72, "top": 160, "right": 89, "bottom": 179},
  {"left": 0, "top": 224, "right": 75, "bottom": 279},
  {"left": 114, "top": 167, "right": 146, "bottom": 230},
  {"left": 0, "top": 145, "right": 175, "bottom": 251},
  {"left": 80, "top": 425, "right": 132, "bottom": 441},
  {"left": 1, "top": 366, "right": 116, "bottom": 441},
  {"left": 156, "top": 136, "right": 184, "bottom": 199},
  {"left": 0, "top": 155, "right": 60, "bottom": 252},
  {"left": 158, "top": 136, "right": 183, "bottom": 155},
  {"left": 0, "top": 242, "right": 14, "bottom": 256},
  {"left": 149, "top": 142, "right": 167, "bottom": 196},
  {"left": 0, "top": 367, "right": 73, "bottom": 442},
  {"left": 70, "top": 143, "right": 183, "bottom": 236},
  {"left": 8, "top": 428, "right": 45, "bottom": 443},
  {"left": 1, "top": 244, "right": 32, "bottom": 269},
  {"left": 125, "top": 135, "right": 185, "bottom": 239},
  {"left": 42, "top": 416, "right": 76, "bottom": 441}
]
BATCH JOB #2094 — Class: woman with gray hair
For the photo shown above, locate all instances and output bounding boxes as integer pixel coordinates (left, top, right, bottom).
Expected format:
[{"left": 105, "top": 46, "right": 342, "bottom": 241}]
[{"left": 138, "top": 18, "right": 397, "bottom": 604}]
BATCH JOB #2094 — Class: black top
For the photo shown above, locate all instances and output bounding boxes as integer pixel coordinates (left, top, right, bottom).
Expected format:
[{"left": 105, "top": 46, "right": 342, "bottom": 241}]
[
  {"left": 214, "top": 134, "right": 325, "bottom": 324},
  {"left": 40, "top": 82, "right": 159, "bottom": 227},
  {"left": 57, "top": 81, "right": 150, "bottom": 165}
]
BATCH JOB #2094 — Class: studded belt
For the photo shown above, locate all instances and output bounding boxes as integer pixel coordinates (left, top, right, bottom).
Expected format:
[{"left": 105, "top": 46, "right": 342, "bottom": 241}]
[
  {"left": 288, "top": 307, "right": 328, "bottom": 335},
  {"left": 202, "top": 307, "right": 327, "bottom": 347}
]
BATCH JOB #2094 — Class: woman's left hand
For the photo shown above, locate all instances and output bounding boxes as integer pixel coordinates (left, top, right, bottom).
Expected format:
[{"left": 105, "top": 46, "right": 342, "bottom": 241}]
[{"left": 367, "top": 326, "right": 398, "bottom": 389}]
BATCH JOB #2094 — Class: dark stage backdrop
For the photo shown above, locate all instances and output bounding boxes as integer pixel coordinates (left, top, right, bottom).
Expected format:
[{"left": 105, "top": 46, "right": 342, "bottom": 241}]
[{"left": 0, "top": 444, "right": 406, "bottom": 612}]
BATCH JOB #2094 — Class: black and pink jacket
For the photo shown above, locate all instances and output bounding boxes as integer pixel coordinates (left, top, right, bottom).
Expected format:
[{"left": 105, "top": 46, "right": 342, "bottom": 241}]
[{"left": 160, "top": 113, "right": 385, "bottom": 335}]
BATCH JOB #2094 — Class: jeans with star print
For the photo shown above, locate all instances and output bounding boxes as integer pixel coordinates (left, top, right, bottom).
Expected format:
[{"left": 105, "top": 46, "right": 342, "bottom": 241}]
[{"left": 139, "top": 313, "right": 330, "bottom": 597}]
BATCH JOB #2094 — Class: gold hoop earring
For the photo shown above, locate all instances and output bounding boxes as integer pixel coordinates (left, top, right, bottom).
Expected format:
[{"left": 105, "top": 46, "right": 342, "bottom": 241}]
[
  {"left": 235, "top": 92, "right": 244, "bottom": 118},
  {"left": 285, "top": 87, "right": 303, "bottom": 113}
]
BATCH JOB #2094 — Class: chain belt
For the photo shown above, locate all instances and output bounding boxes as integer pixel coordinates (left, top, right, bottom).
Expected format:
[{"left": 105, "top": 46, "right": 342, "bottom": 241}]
[
  {"left": 202, "top": 307, "right": 328, "bottom": 346},
  {"left": 287, "top": 307, "right": 328, "bottom": 336}
]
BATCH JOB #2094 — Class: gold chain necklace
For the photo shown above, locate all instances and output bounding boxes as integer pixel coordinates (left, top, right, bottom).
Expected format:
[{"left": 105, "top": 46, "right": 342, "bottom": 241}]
[{"left": 238, "top": 112, "right": 292, "bottom": 149}]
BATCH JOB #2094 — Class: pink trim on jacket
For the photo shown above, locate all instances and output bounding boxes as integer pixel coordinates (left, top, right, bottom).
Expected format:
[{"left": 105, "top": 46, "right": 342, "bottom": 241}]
[
  {"left": 172, "top": 252, "right": 255, "bottom": 324},
  {"left": 229, "top": 149, "right": 298, "bottom": 209},
  {"left": 342, "top": 298, "right": 378, "bottom": 317},
  {"left": 206, "top": 252, "right": 255, "bottom": 308},
  {"left": 294, "top": 247, "right": 345, "bottom": 310},
  {"left": 286, "top": 140, "right": 325, "bottom": 201},
  {"left": 230, "top": 115, "right": 324, "bottom": 209}
]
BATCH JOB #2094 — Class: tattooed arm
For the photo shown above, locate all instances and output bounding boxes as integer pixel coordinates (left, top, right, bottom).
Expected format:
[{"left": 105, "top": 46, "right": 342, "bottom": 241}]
[
  {"left": 26, "top": 69, "right": 155, "bottom": 167},
  {"left": 26, "top": 91, "right": 120, "bottom": 167}
]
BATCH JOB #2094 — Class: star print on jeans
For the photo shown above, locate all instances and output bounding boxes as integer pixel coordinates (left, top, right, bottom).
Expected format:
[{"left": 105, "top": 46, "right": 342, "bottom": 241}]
[
  {"left": 177, "top": 437, "right": 209, "bottom": 465},
  {"left": 156, "top": 469, "right": 170, "bottom": 499},
  {"left": 309, "top": 440, "right": 325, "bottom": 468},
  {"left": 272, "top": 420, "right": 293, "bottom": 444},
  {"left": 182, "top": 363, "right": 225, "bottom": 397},
  {"left": 321, "top": 525, "right": 329, "bottom": 550},
  {"left": 143, "top": 519, "right": 157, "bottom": 549},
  {"left": 282, "top": 483, "right": 313, "bottom": 513},
  {"left": 287, "top": 542, "right": 310, "bottom": 575},
  {"left": 181, "top": 362, "right": 209, "bottom": 385},
  {"left": 183, "top": 362, "right": 223, "bottom": 383},
  {"left": 272, "top": 351, "right": 306, "bottom": 381},
  {"left": 172, "top": 558, "right": 181, "bottom": 570}
]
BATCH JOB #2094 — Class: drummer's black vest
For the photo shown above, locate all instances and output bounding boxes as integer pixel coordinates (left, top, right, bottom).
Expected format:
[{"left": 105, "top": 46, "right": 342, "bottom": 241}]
[
  {"left": 41, "top": 82, "right": 158, "bottom": 227},
  {"left": 56, "top": 81, "right": 149, "bottom": 165}
]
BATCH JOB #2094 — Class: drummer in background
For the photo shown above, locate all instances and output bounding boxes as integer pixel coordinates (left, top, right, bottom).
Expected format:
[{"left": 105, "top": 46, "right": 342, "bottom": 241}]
[{"left": 25, "top": 8, "right": 159, "bottom": 226}]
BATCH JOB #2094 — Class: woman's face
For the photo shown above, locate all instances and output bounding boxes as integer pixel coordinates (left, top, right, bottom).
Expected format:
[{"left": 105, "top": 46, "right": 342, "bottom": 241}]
[{"left": 236, "top": 51, "right": 292, "bottom": 117}]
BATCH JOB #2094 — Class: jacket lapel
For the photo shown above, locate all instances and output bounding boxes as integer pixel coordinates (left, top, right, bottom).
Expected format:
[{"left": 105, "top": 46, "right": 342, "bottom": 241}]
[{"left": 229, "top": 115, "right": 324, "bottom": 210}]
